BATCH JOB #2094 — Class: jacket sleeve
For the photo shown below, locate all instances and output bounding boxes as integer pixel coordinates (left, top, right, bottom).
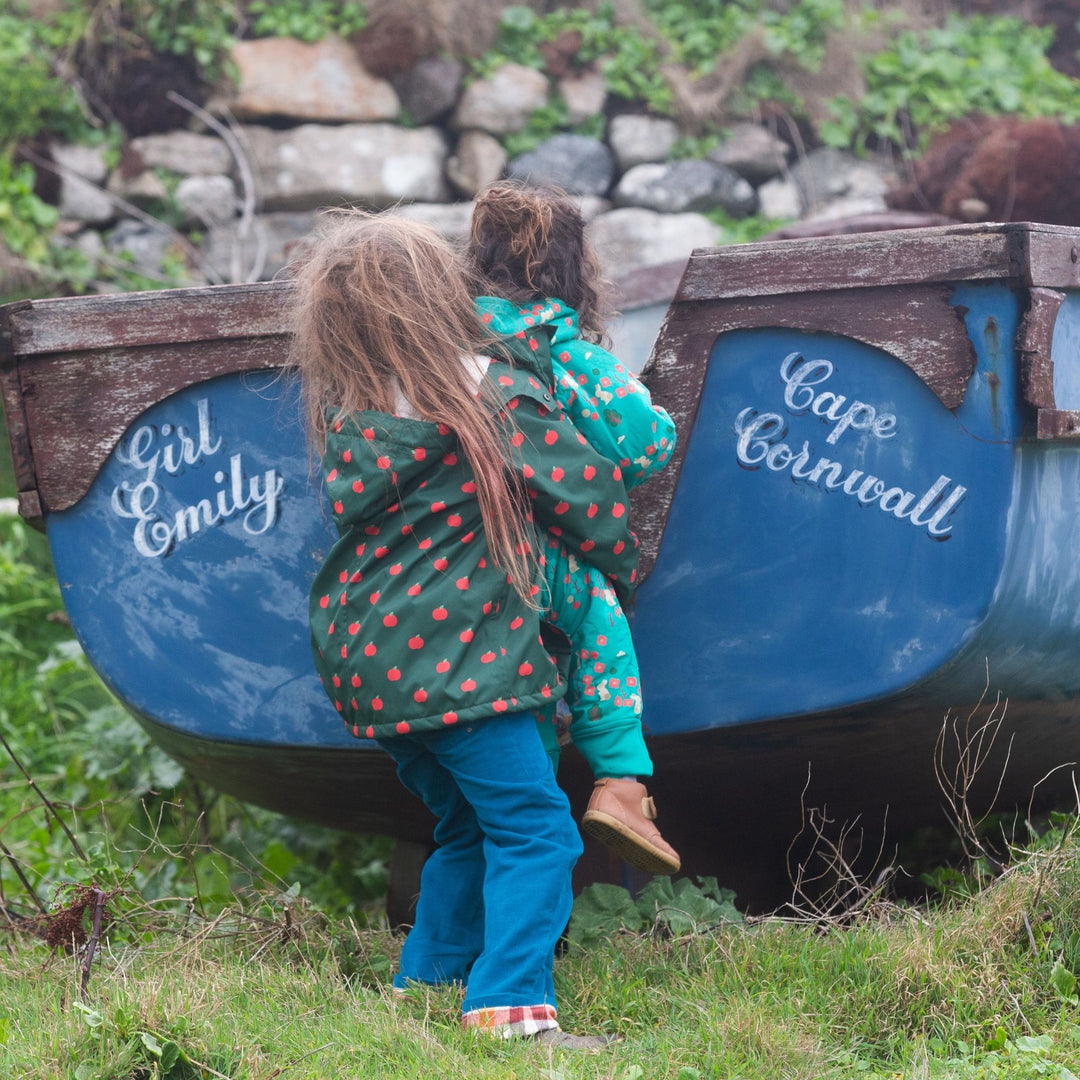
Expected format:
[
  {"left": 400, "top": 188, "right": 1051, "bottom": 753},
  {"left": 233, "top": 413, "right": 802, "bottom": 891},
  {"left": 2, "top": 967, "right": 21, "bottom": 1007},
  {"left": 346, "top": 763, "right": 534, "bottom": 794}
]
[
  {"left": 553, "top": 338, "right": 677, "bottom": 490},
  {"left": 503, "top": 393, "right": 640, "bottom": 605}
]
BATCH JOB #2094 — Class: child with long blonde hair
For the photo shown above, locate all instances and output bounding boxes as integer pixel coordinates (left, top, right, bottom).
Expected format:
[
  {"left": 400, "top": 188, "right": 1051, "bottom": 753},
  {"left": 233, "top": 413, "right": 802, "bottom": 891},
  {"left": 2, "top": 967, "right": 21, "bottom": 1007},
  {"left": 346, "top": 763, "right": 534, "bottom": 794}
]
[
  {"left": 468, "top": 180, "right": 680, "bottom": 875},
  {"left": 289, "top": 210, "right": 636, "bottom": 1047}
]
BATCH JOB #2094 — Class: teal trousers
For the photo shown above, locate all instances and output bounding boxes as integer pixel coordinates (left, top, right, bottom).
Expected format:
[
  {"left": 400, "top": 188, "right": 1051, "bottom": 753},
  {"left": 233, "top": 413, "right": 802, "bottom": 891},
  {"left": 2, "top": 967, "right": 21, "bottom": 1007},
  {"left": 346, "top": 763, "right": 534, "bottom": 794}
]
[{"left": 537, "top": 536, "right": 653, "bottom": 778}]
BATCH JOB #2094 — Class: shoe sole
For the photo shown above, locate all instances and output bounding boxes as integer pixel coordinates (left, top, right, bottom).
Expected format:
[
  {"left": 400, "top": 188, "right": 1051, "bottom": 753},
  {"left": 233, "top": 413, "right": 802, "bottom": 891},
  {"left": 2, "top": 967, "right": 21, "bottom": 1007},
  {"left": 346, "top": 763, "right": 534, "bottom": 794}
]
[
  {"left": 531, "top": 1030, "right": 619, "bottom": 1050},
  {"left": 581, "top": 810, "right": 681, "bottom": 875}
]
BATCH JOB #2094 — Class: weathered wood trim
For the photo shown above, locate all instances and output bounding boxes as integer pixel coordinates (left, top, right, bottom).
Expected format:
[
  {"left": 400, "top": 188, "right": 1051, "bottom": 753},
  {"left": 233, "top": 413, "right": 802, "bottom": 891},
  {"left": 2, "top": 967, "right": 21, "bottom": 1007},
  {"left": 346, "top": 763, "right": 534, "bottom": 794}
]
[
  {"left": 675, "top": 222, "right": 1080, "bottom": 303},
  {"left": 20, "top": 335, "right": 290, "bottom": 514},
  {"left": 631, "top": 284, "right": 976, "bottom": 580},
  {"left": 630, "top": 303, "right": 711, "bottom": 581},
  {"left": 0, "top": 302, "right": 43, "bottom": 528},
  {"left": 1018, "top": 287, "right": 1064, "bottom": 411},
  {"left": 16, "top": 490, "right": 42, "bottom": 525},
  {"left": 5, "top": 281, "right": 292, "bottom": 357},
  {"left": 677, "top": 225, "right": 1024, "bottom": 302},
  {"left": 5, "top": 257, "right": 687, "bottom": 359},
  {"left": 1024, "top": 230, "right": 1080, "bottom": 289},
  {"left": 1036, "top": 409, "right": 1080, "bottom": 439}
]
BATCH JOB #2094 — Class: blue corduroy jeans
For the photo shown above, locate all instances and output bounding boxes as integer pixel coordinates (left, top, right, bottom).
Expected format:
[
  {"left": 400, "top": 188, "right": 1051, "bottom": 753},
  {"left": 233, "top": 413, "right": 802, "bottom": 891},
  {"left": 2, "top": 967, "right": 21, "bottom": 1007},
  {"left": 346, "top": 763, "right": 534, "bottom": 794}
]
[{"left": 379, "top": 711, "right": 583, "bottom": 1014}]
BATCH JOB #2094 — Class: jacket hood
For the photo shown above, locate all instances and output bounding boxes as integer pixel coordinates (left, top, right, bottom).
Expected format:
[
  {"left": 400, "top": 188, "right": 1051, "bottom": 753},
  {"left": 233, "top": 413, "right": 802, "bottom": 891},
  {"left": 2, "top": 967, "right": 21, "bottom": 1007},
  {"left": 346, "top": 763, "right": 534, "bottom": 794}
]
[
  {"left": 324, "top": 411, "right": 457, "bottom": 528},
  {"left": 476, "top": 295, "right": 578, "bottom": 376}
]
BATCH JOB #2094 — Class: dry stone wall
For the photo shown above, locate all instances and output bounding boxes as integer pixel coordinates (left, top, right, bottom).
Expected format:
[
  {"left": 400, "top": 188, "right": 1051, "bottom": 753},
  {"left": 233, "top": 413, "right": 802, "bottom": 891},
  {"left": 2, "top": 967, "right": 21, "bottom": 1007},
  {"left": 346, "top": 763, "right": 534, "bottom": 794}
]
[{"left": 45, "top": 35, "right": 903, "bottom": 306}]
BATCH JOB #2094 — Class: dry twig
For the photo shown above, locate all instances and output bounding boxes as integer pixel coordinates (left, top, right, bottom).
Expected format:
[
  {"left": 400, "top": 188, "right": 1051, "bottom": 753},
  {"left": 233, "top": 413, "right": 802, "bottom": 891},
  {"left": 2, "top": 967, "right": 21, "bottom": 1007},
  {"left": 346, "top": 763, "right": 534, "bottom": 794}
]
[
  {"left": 781, "top": 765, "right": 900, "bottom": 924},
  {"left": 165, "top": 90, "right": 268, "bottom": 284},
  {"left": 933, "top": 663, "right": 1013, "bottom": 878}
]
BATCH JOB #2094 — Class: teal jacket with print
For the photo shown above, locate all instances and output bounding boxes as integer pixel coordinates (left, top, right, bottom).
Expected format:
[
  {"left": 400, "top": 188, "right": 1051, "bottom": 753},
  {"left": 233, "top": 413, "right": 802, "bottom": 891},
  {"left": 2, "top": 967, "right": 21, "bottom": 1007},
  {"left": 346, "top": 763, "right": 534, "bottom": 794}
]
[
  {"left": 475, "top": 295, "right": 677, "bottom": 488},
  {"left": 309, "top": 357, "right": 640, "bottom": 741}
]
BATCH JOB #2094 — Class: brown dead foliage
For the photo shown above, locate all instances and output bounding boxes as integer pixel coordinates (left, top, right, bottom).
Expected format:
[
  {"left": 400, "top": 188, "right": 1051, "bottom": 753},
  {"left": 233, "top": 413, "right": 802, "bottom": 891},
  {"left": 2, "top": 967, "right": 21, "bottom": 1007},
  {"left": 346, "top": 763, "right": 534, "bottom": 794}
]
[
  {"left": 35, "top": 884, "right": 117, "bottom": 953},
  {"left": 887, "top": 116, "right": 1080, "bottom": 226}
]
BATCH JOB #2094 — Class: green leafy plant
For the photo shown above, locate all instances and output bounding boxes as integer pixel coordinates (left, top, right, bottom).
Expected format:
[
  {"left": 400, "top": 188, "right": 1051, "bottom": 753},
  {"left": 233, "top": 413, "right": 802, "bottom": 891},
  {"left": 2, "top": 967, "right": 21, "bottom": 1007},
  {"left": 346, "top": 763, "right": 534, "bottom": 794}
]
[
  {"left": 705, "top": 207, "right": 791, "bottom": 244},
  {"left": 927, "top": 1032, "right": 1080, "bottom": 1080},
  {"left": 472, "top": 3, "right": 672, "bottom": 115},
  {"left": 71, "top": 1001, "right": 234, "bottom": 1080},
  {"left": 643, "top": 0, "right": 755, "bottom": 73},
  {"left": 125, "top": 0, "right": 240, "bottom": 77},
  {"left": 0, "top": 519, "right": 71, "bottom": 676},
  {"left": 758, "top": 0, "right": 845, "bottom": 70},
  {"left": 246, "top": 0, "right": 368, "bottom": 43},
  {"left": 474, "top": 0, "right": 851, "bottom": 138},
  {"left": 643, "top": 0, "right": 844, "bottom": 76},
  {"left": 0, "top": 160, "right": 59, "bottom": 271},
  {"left": 590, "top": 20, "right": 671, "bottom": 114},
  {"left": 919, "top": 862, "right": 985, "bottom": 901},
  {"left": 502, "top": 98, "right": 606, "bottom": 159},
  {"left": 668, "top": 132, "right": 723, "bottom": 160},
  {"left": 0, "top": 11, "right": 92, "bottom": 153},
  {"left": 738, "top": 60, "right": 805, "bottom": 113},
  {"left": 567, "top": 875, "right": 742, "bottom": 948},
  {"left": 821, "top": 14, "right": 1080, "bottom": 152}
]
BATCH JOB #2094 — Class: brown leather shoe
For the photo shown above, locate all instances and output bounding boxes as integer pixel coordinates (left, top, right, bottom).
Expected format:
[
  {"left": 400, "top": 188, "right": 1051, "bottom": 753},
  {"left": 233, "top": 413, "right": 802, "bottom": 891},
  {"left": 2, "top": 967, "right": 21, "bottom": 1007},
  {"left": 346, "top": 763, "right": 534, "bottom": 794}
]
[
  {"left": 581, "top": 778, "right": 681, "bottom": 875},
  {"left": 530, "top": 1028, "right": 619, "bottom": 1050}
]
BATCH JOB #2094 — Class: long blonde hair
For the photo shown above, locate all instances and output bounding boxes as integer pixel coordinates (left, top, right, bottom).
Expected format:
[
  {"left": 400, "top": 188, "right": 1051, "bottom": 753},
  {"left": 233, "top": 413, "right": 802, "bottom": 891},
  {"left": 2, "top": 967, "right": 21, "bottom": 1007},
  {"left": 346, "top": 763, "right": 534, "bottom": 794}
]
[{"left": 288, "top": 210, "right": 537, "bottom": 603}]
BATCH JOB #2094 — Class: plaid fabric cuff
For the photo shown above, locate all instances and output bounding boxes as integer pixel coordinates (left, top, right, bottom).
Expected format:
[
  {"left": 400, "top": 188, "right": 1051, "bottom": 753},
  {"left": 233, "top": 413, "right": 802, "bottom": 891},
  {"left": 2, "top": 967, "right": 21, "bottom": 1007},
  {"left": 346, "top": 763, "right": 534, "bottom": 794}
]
[{"left": 462, "top": 1004, "right": 559, "bottom": 1038}]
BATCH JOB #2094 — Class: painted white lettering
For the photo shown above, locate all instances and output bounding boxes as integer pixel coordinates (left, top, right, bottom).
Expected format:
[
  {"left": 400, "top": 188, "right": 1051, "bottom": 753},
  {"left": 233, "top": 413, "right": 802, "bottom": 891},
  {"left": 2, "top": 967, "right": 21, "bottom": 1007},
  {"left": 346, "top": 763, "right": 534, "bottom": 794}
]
[
  {"left": 780, "top": 351, "right": 898, "bottom": 445},
  {"left": 175, "top": 499, "right": 215, "bottom": 541},
  {"left": 789, "top": 441, "right": 815, "bottom": 479},
  {"left": 827, "top": 401, "right": 878, "bottom": 445},
  {"left": 245, "top": 469, "right": 284, "bottom": 535},
  {"left": 840, "top": 470, "right": 865, "bottom": 495},
  {"left": 735, "top": 356, "right": 968, "bottom": 539},
  {"left": 734, "top": 408, "right": 785, "bottom": 468},
  {"left": 855, "top": 476, "right": 886, "bottom": 505},
  {"left": 808, "top": 458, "right": 844, "bottom": 486},
  {"left": 766, "top": 443, "right": 794, "bottom": 471},
  {"left": 878, "top": 486, "right": 916, "bottom": 516},
  {"left": 905, "top": 475, "right": 951, "bottom": 525},
  {"left": 110, "top": 399, "right": 283, "bottom": 557},
  {"left": 811, "top": 391, "right": 846, "bottom": 419},
  {"left": 780, "top": 352, "right": 832, "bottom": 413},
  {"left": 924, "top": 485, "right": 967, "bottom": 537},
  {"left": 872, "top": 413, "right": 898, "bottom": 439},
  {"left": 908, "top": 476, "right": 968, "bottom": 537}
]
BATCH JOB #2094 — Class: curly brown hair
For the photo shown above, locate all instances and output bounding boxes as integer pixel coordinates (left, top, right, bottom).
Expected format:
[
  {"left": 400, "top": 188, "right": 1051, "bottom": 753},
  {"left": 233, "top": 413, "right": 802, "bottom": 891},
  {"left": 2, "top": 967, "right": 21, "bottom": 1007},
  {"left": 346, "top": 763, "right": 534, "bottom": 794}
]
[
  {"left": 287, "top": 209, "right": 537, "bottom": 604},
  {"left": 467, "top": 180, "right": 614, "bottom": 344}
]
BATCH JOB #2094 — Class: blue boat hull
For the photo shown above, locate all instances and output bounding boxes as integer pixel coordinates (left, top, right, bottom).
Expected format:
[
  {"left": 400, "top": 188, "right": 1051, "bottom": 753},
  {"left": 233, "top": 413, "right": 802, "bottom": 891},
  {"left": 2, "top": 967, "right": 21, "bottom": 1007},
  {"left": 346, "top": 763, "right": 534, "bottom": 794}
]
[
  {"left": 7, "top": 223, "right": 1080, "bottom": 905},
  {"left": 636, "top": 280, "right": 1080, "bottom": 723},
  {"left": 47, "top": 373, "right": 352, "bottom": 752}
]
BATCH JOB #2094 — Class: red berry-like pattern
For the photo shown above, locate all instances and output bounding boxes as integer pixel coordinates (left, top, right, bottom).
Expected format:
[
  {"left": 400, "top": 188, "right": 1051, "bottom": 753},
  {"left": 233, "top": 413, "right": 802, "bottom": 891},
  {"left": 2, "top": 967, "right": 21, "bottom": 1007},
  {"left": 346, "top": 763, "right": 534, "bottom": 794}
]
[{"left": 313, "top": 353, "right": 643, "bottom": 743}]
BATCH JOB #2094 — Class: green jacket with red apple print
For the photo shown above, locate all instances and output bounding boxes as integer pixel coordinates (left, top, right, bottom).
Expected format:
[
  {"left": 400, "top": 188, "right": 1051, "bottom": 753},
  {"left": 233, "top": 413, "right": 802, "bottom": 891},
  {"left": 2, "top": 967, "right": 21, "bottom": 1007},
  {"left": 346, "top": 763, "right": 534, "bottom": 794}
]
[{"left": 309, "top": 357, "right": 639, "bottom": 741}]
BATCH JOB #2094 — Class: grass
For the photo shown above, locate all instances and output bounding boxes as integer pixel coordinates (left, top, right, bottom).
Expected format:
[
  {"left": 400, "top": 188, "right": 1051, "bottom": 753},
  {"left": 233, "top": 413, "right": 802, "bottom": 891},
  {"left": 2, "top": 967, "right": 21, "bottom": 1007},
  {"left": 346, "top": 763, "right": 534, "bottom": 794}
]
[{"left": 3, "top": 833, "right": 1080, "bottom": 1078}]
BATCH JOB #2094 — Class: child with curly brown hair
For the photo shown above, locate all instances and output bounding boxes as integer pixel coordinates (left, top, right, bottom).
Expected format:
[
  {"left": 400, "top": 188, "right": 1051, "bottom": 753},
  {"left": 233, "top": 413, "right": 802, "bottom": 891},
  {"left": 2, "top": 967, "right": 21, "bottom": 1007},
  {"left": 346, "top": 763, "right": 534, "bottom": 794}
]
[{"left": 468, "top": 180, "right": 680, "bottom": 876}]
